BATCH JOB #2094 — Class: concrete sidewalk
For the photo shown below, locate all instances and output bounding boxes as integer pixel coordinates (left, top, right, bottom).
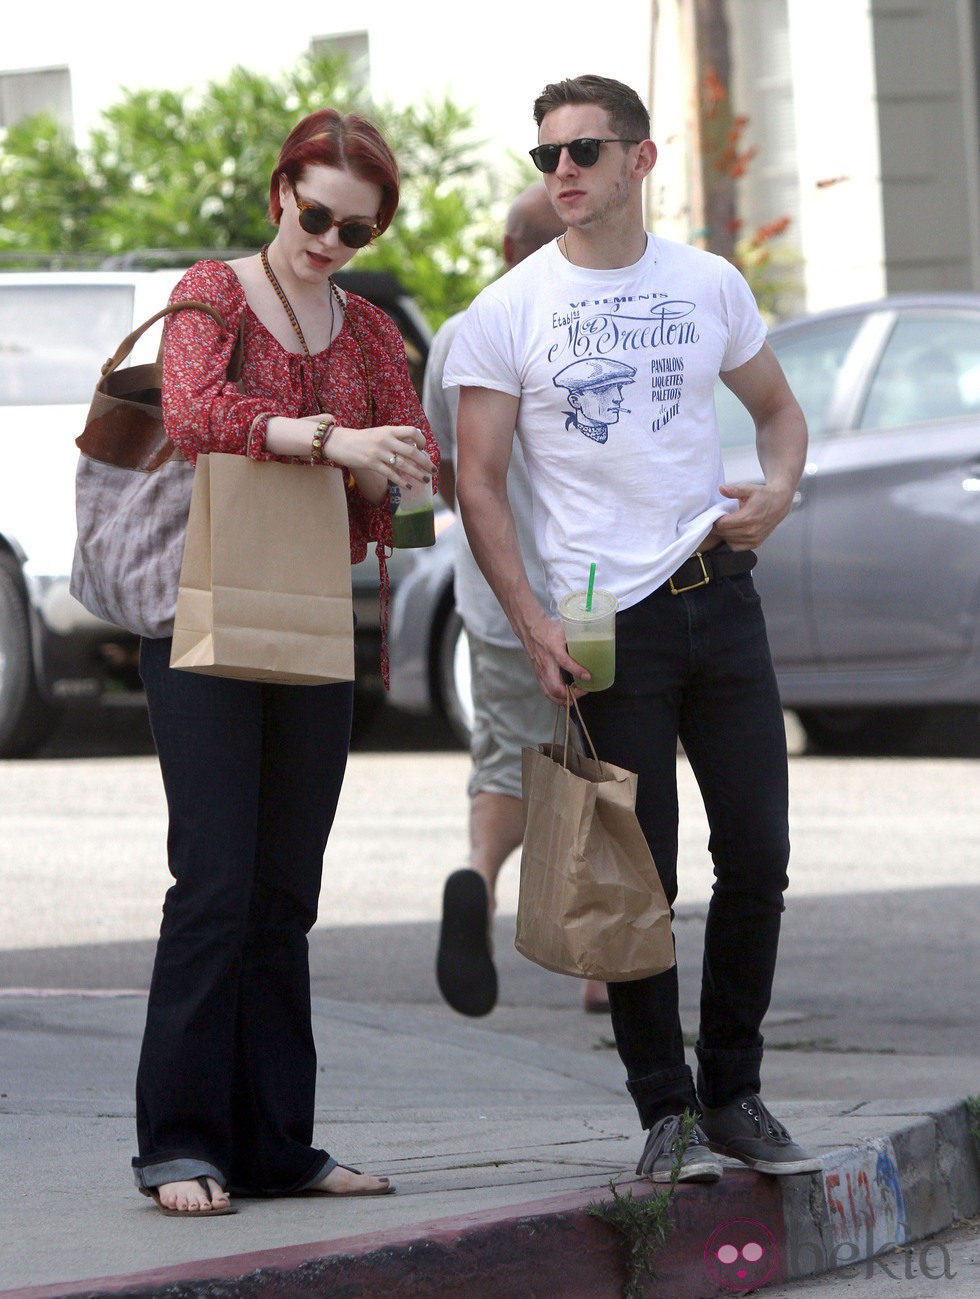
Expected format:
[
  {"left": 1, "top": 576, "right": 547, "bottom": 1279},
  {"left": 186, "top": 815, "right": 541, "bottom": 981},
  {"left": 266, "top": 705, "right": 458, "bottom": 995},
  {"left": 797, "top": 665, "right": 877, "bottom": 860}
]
[{"left": 1, "top": 992, "right": 978, "bottom": 1298}]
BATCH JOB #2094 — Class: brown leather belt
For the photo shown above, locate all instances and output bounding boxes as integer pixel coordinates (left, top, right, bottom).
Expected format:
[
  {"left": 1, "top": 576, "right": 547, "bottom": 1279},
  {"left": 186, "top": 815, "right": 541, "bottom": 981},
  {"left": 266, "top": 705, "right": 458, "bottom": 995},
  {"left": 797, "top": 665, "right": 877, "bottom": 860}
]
[{"left": 661, "top": 547, "right": 757, "bottom": 595}]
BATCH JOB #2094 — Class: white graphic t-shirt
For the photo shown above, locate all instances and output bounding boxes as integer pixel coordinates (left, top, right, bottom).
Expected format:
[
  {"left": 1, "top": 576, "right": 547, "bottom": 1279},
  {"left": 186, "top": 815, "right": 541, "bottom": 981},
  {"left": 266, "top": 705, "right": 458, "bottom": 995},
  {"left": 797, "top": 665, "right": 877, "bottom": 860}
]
[{"left": 444, "top": 234, "right": 767, "bottom": 613}]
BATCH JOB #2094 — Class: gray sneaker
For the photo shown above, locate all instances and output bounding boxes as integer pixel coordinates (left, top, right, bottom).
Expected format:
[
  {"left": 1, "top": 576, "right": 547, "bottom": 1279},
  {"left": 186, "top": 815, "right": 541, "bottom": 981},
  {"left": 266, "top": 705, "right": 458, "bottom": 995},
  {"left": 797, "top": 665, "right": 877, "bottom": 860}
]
[
  {"left": 635, "top": 1114, "right": 723, "bottom": 1183},
  {"left": 699, "top": 1094, "right": 822, "bottom": 1175}
]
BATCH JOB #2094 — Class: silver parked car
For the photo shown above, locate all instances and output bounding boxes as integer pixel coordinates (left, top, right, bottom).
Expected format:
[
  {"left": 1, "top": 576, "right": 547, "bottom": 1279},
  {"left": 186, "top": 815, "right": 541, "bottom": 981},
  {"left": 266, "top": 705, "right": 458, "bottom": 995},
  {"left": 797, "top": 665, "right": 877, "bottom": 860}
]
[
  {"left": 388, "top": 294, "right": 980, "bottom": 752},
  {"left": 0, "top": 263, "right": 430, "bottom": 756}
]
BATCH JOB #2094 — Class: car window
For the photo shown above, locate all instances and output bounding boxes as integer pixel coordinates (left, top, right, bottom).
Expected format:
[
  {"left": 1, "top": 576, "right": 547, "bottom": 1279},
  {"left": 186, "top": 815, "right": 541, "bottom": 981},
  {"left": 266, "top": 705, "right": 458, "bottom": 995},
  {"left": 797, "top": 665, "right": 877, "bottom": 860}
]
[
  {"left": 715, "top": 316, "right": 864, "bottom": 448},
  {"left": 0, "top": 284, "right": 135, "bottom": 405},
  {"left": 858, "top": 312, "right": 980, "bottom": 429}
]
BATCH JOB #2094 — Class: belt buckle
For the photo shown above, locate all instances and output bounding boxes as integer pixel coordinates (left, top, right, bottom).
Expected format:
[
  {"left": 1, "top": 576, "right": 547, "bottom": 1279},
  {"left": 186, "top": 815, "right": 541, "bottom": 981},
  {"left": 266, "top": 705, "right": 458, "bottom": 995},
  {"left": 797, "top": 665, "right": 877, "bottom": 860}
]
[{"left": 669, "top": 551, "right": 711, "bottom": 595}]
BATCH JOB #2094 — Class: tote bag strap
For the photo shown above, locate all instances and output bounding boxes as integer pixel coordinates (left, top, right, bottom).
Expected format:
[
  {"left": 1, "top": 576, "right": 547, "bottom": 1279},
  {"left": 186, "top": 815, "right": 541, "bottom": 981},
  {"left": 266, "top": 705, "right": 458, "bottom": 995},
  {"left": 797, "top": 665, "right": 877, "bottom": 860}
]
[
  {"left": 100, "top": 300, "right": 238, "bottom": 380},
  {"left": 552, "top": 686, "right": 602, "bottom": 776}
]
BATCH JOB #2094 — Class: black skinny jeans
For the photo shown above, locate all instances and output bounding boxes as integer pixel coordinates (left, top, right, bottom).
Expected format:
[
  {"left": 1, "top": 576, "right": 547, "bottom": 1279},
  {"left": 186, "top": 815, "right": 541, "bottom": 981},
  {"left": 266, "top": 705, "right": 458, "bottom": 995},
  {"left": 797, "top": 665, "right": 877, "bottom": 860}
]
[
  {"left": 132, "top": 637, "right": 353, "bottom": 1193},
  {"left": 577, "top": 570, "right": 790, "bottom": 1128}
]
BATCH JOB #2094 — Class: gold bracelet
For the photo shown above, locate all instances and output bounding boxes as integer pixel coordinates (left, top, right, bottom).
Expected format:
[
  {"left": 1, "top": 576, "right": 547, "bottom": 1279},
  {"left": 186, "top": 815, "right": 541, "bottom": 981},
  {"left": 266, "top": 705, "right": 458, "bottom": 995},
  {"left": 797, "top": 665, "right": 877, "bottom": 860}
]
[{"left": 310, "top": 417, "right": 337, "bottom": 465}]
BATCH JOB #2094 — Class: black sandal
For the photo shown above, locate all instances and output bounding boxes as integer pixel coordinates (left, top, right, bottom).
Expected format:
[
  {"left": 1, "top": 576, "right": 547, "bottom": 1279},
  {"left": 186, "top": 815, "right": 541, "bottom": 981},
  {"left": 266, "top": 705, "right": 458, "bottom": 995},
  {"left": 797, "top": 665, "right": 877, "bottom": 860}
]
[
  {"left": 302, "top": 1164, "right": 394, "bottom": 1197},
  {"left": 436, "top": 868, "right": 498, "bottom": 1017}
]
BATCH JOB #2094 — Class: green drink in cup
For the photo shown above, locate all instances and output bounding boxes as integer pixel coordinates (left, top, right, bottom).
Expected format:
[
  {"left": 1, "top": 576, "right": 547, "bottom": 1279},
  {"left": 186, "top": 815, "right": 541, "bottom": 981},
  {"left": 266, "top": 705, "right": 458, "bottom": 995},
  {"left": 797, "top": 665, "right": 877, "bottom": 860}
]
[
  {"left": 558, "top": 587, "right": 617, "bottom": 692},
  {"left": 391, "top": 475, "right": 435, "bottom": 548}
]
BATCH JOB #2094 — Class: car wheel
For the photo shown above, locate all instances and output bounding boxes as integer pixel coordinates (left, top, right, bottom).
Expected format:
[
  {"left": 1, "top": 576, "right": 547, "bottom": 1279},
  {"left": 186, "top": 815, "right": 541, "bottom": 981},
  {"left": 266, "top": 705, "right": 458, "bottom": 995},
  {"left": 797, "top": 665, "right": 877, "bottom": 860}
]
[
  {"left": 435, "top": 606, "right": 473, "bottom": 748},
  {"left": 0, "top": 552, "right": 63, "bottom": 757},
  {"left": 795, "top": 706, "right": 926, "bottom": 755}
]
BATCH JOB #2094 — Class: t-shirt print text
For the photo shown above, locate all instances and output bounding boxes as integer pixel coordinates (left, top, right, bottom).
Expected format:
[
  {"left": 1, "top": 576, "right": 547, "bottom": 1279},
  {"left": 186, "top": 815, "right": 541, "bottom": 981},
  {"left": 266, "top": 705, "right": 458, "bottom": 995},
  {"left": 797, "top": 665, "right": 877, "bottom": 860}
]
[{"left": 548, "top": 299, "right": 699, "bottom": 443}]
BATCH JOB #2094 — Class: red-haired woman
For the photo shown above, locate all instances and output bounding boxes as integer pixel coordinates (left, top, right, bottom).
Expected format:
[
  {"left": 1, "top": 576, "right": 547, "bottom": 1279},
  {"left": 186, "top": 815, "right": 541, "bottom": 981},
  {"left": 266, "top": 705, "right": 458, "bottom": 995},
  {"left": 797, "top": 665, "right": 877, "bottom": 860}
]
[{"left": 132, "top": 110, "right": 437, "bottom": 1216}]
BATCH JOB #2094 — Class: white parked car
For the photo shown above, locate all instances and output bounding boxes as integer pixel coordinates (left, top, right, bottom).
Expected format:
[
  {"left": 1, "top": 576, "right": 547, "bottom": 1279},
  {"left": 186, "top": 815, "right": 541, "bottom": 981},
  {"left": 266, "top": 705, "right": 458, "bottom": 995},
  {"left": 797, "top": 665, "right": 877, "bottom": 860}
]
[
  {"left": 0, "top": 269, "right": 186, "bottom": 756},
  {"left": 0, "top": 264, "right": 432, "bottom": 756}
]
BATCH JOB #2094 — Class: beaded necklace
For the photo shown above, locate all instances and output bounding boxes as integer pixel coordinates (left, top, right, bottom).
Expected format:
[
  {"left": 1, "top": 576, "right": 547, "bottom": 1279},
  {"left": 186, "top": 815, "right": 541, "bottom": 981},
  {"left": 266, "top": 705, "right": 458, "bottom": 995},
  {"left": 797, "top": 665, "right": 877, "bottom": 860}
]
[{"left": 259, "top": 242, "right": 374, "bottom": 421}]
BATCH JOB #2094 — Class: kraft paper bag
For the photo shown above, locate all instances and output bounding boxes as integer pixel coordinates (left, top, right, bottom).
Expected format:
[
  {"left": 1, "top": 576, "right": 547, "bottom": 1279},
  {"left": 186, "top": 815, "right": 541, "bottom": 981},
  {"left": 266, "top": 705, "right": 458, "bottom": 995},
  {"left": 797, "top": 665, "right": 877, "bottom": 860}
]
[
  {"left": 516, "top": 700, "right": 675, "bottom": 982},
  {"left": 170, "top": 453, "right": 354, "bottom": 685}
]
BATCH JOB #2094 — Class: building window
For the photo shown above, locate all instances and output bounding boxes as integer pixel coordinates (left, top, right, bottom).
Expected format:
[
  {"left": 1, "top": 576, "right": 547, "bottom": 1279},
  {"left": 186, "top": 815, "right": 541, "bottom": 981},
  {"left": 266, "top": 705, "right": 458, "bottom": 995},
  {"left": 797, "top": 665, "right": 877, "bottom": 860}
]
[{"left": 0, "top": 66, "right": 72, "bottom": 129}]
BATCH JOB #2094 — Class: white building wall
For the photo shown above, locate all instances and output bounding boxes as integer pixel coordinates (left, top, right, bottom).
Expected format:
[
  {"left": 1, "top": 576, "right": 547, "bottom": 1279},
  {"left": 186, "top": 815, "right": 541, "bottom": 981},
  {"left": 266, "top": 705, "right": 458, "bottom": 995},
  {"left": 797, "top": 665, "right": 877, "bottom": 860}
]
[
  {"left": 2, "top": 1, "right": 656, "bottom": 181},
  {"left": 872, "top": 0, "right": 980, "bottom": 292},
  {"left": 956, "top": 0, "right": 980, "bottom": 287},
  {"left": 7, "top": 1, "right": 976, "bottom": 307},
  {"left": 651, "top": 0, "right": 889, "bottom": 311},
  {"left": 646, "top": 0, "right": 694, "bottom": 241},
  {"left": 785, "top": 0, "right": 886, "bottom": 310}
]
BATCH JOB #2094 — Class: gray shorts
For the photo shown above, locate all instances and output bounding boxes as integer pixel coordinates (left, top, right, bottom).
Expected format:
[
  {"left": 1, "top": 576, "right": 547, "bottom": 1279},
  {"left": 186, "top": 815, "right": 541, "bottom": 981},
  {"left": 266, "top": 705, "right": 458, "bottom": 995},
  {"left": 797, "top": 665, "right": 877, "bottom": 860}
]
[{"left": 467, "top": 632, "right": 560, "bottom": 800}]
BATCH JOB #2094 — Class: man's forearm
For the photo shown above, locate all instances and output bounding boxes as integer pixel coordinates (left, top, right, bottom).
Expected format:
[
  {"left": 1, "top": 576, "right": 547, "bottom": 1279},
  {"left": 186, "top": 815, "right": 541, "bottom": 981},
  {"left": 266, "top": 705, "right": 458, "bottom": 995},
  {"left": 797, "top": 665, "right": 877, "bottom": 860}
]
[
  {"left": 758, "top": 401, "right": 807, "bottom": 495},
  {"left": 457, "top": 481, "right": 546, "bottom": 644},
  {"left": 460, "top": 480, "right": 581, "bottom": 703},
  {"left": 437, "top": 460, "right": 457, "bottom": 512},
  {"left": 455, "top": 383, "right": 584, "bottom": 703}
]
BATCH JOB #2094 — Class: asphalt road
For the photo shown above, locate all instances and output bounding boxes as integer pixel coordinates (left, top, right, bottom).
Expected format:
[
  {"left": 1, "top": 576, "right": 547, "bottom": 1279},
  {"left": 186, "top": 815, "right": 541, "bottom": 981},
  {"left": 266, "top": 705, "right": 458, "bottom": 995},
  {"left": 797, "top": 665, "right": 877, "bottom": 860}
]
[{"left": 30, "top": 693, "right": 980, "bottom": 761}]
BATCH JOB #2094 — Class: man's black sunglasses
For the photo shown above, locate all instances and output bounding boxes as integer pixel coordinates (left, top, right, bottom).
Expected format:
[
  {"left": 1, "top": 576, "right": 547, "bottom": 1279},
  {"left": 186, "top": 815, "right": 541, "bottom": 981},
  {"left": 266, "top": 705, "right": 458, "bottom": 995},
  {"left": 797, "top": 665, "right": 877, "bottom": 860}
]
[
  {"left": 290, "top": 184, "right": 379, "bottom": 248},
  {"left": 528, "top": 137, "right": 640, "bottom": 173}
]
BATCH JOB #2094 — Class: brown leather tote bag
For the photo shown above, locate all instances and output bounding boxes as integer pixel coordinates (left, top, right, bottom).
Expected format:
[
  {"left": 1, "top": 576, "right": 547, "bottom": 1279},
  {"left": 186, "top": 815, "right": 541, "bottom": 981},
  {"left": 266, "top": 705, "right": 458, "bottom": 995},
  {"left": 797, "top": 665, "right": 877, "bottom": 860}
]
[{"left": 70, "top": 301, "right": 243, "bottom": 638}]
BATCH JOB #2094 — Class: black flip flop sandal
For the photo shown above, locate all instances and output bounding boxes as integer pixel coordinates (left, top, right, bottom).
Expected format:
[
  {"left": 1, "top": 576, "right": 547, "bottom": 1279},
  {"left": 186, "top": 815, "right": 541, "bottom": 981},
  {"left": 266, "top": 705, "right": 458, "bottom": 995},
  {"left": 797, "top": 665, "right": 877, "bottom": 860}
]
[
  {"left": 300, "top": 1163, "right": 395, "bottom": 1197},
  {"left": 436, "top": 868, "right": 498, "bottom": 1017}
]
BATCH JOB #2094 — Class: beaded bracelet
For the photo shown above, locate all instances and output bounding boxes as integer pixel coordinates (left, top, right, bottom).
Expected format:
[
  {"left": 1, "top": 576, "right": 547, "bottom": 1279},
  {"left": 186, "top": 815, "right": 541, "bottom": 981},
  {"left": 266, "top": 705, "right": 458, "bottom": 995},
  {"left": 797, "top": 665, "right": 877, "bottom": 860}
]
[{"left": 310, "top": 417, "right": 337, "bottom": 465}]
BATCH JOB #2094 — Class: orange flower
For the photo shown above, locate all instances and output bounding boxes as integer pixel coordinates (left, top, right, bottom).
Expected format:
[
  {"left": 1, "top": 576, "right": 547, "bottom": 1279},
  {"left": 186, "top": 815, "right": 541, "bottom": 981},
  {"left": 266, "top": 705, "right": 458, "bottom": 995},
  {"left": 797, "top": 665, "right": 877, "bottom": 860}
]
[
  {"left": 703, "top": 66, "right": 727, "bottom": 112},
  {"left": 729, "top": 146, "right": 758, "bottom": 178},
  {"left": 748, "top": 216, "right": 792, "bottom": 247}
]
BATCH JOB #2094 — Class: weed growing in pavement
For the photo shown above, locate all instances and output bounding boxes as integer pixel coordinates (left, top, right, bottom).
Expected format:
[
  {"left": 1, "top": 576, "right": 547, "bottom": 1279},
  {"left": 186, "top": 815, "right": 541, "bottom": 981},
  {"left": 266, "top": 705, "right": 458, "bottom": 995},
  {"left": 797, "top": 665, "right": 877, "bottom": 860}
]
[
  {"left": 587, "top": 1108, "right": 698, "bottom": 1299},
  {"left": 967, "top": 1095, "right": 980, "bottom": 1146}
]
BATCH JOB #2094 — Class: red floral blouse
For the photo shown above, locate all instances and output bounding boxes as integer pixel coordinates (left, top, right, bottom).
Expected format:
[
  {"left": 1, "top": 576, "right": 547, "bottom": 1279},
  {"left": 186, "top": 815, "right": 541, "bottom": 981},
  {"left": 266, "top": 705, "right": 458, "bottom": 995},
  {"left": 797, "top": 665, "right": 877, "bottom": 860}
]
[{"left": 161, "top": 259, "right": 437, "bottom": 685}]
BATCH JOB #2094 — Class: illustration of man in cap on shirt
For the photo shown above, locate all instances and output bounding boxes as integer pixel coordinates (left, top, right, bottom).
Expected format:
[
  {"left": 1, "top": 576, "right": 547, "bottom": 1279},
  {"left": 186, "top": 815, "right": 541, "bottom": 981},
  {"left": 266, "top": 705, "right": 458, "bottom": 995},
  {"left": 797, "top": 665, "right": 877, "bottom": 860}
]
[{"left": 554, "top": 357, "right": 637, "bottom": 442}]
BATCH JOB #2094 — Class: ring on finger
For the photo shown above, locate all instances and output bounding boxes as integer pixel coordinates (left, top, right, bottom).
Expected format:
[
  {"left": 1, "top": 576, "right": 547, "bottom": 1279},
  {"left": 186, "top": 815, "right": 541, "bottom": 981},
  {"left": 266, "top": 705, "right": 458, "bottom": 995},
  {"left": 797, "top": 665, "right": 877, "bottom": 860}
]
[{"left": 387, "top": 452, "right": 397, "bottom": 467}]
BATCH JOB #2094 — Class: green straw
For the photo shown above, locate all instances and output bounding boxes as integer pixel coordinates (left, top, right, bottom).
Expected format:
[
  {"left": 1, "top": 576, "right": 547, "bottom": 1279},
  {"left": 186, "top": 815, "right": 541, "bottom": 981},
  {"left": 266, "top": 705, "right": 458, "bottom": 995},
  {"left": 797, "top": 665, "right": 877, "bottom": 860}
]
[{"left": 585, "top": 562, "right": 597, "bottom": 611}]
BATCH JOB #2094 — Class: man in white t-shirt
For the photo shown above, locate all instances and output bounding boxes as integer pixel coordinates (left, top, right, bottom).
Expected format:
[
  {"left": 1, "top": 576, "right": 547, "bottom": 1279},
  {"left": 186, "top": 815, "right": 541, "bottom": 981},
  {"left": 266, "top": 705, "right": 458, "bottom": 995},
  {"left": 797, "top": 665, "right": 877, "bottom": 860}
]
[
  {"left": 445, "top": 75, "right": 819, "bottom": 1185},
  {"left": 430, "top": 184, "right": 610, "bottom": 1018}
]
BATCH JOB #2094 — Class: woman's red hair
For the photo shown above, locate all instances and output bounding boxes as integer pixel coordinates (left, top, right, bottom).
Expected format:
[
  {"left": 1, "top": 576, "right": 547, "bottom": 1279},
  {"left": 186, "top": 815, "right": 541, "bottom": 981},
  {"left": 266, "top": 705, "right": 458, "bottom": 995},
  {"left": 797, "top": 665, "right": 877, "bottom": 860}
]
[{"left": 268, "top": 109, "right": 400, "bottom": 233}]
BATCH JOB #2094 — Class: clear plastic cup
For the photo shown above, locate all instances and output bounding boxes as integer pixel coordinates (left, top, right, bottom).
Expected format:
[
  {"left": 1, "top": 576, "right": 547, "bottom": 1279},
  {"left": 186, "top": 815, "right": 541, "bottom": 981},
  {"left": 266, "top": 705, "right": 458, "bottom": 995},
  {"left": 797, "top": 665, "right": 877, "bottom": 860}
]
[
  {"left": 558, "top": 588, "right": 617, "bottom": 691},
  {"left": 391, "top": 476, "right": 435, "bottom": 548}
]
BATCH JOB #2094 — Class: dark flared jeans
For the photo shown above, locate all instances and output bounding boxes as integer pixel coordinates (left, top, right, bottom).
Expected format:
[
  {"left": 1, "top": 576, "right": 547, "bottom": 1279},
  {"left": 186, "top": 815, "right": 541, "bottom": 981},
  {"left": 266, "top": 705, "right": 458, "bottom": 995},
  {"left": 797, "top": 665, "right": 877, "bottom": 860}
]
[
  {"left": 132, "top": 637, "right": 353, "bottom": 1194},
  {"left": 577, "top": 569, "right": 790, "bottom": 1129}
]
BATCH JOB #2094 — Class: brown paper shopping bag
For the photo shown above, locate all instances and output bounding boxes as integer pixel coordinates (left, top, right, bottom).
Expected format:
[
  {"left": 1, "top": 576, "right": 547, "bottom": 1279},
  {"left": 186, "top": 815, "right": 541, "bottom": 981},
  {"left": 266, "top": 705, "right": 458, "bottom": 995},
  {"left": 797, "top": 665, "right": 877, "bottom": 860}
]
[
  {"left": 170, "top": 453, "right": 354, "bottom": 684},
  {"left": 516, "top": 696, "right": 674, "bottom": 982}
]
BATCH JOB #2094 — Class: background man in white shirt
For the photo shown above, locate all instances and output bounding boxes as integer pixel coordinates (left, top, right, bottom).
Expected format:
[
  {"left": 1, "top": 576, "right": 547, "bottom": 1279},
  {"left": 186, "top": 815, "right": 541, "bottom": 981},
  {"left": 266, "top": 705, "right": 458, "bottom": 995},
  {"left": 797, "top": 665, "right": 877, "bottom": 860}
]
[{"left": 430, "top": 184, "right": 609, "bottom": 1018}]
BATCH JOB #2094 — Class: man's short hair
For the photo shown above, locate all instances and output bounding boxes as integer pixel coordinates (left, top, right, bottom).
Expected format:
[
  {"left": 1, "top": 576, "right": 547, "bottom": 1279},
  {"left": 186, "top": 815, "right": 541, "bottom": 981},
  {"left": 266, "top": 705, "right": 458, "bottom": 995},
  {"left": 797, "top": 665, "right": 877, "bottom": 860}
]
[{"left": 532, "top": 75, "right": 650, "bottom": 142}]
